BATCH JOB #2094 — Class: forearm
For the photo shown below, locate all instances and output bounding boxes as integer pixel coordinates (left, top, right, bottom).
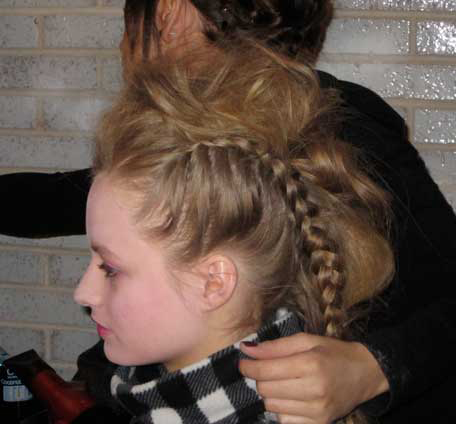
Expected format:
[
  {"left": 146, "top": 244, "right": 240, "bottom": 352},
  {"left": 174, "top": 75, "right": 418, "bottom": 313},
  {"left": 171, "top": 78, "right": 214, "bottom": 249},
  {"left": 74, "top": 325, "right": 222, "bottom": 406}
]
[
  {"left": 359, "top": 297, "right": 456, "bottom": 416},
  {"left": 0, "top": 169, "right": 91, "bottom": 238}
]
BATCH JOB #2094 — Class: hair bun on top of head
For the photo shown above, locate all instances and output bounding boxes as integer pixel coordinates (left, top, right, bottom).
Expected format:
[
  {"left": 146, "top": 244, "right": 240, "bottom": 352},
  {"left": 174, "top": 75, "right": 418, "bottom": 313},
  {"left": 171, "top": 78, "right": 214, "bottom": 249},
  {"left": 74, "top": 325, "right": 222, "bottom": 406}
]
[{"left": 191, "top": 0, "right": 333, "bottom": 61}]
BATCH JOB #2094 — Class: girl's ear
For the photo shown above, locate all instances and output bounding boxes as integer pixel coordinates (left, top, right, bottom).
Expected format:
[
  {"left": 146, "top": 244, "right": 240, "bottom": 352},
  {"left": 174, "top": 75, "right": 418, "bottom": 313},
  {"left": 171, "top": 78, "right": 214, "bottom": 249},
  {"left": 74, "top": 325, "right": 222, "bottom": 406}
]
[{"left": 194, "top": 255, "right": 238, "bottom": 312}]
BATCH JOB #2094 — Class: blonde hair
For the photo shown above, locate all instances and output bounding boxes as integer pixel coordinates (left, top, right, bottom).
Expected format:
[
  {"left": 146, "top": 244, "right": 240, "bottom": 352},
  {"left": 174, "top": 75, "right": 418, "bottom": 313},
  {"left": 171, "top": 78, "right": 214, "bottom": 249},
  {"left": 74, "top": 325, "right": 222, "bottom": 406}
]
[{"left": 95, "top": 43, "right": 393, "bottom": 422}]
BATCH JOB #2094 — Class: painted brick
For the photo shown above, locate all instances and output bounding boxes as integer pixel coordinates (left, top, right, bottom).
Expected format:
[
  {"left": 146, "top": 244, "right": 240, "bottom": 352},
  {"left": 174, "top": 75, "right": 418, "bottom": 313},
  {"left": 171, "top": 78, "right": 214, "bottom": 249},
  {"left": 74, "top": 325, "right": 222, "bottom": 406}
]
[
  {"left": 53, "top": 365, "right": 77, "bottom": 381},
  {"left": 0, "top": 56, "right": 97, "bottom": 90},
  {"left": 0, "top": 96, "right": 36, "bottom": 129},
  {"left": 415, "top": 109, "right": 456, "bottom": 144},
  {"left": 0, "top": 235, "right": 89, "bottom": 250},
  {"left": 104, "top": 0, "right": 124, "bottom": 6},
  {"left": 324, "top": 19, "right": 409, "bottom": 55},
  {"left": 51, "top": 330, "right": 98, "bottom": 362},
  {"left": 316, "top": 63, "right": 456, "bottom": 100},
  {"left": 49, "top": 254, "right": 91, "bottom": 288},
  {"left": 420, "top": 150, "right": 456, "bottom": 186},
  {"left": 417, "top": 21, "right": 456, "bottom": 55},
  {"left": 101, "top": 57, "right": 123, "bottom": 92},
  {"left": 440, "top": 186, "right": 456, "bottom": 210},
  {"left": 0, "top": 250, "right": 44, "bottom": 284},
  {"left": 43, "top": 97, "right": 112, "bottom": 131},
  {"left": 0, "top": 287, "right": 92, "bottom": 327},
  {"left": 0, "top": 135, "right": 92, "bottom": 169},
  {"left": 0, "top": 327, "right": 45, "bottom": 358},
  {"left": 0, "top": 1, "right": 96, "bottom": 6},
  {"left": 0, "top": 16, "right": 38, "bottom": 49},
  {"left": 44, "top": 16, "right": 123, "bottom": 49}
]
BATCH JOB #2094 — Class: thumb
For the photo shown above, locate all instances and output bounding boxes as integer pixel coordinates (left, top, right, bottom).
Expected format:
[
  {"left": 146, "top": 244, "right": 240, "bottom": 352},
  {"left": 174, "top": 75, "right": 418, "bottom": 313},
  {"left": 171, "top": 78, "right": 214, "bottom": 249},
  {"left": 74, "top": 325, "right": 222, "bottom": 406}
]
[{"left": 240, "top": 332, "right": 324, "bottom": 359}]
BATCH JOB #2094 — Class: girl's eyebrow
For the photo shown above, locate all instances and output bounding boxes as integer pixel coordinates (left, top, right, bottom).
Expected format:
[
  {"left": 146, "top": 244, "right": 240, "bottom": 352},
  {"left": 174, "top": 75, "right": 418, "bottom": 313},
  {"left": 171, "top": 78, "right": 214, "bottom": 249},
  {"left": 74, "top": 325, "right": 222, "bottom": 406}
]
[{"left": 91, "top": 244, "right": 122, "bottom": 262}]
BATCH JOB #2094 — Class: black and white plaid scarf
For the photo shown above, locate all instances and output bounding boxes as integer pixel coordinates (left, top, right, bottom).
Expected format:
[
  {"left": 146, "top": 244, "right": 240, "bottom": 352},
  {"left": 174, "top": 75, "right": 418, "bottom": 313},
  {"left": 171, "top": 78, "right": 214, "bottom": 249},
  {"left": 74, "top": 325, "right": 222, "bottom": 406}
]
[{"left": 111, "top": 309, "right": 303, "bottom": 424}]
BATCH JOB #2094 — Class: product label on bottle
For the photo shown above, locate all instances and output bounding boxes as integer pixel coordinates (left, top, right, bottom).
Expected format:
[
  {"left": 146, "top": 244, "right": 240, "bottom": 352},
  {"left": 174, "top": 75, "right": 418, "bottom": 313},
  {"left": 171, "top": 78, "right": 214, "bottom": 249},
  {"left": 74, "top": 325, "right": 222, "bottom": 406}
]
[{"left": 1, "top": 368, "right": 33, "bottom": 402}]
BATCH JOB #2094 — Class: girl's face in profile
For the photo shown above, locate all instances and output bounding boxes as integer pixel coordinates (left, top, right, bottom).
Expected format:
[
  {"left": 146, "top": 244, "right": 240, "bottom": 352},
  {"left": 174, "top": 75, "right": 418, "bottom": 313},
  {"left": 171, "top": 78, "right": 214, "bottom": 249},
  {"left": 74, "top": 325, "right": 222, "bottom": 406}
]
[{"left": 74, "top": 175, "right": 207, "bottom": 369}]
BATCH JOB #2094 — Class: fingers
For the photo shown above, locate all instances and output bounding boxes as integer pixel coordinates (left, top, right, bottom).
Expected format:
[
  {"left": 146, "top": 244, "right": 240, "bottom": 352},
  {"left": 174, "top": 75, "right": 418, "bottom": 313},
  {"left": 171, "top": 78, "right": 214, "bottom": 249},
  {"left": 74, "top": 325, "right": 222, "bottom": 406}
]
[
  {"left": 240, "top": 345, "right": 328, "bottom": 382},
  {"left": 239, "top": 354, "right": 308, "bottom": 381},
  {"left": 240, "top": 333, "right": 323, "bottom": 360},
  {"left": 277, "top": 414, "right": 314, "bottom": 424},
  {"left": 256, "top": 377, "right": 321, "bottom": 401},
  {"left": 266, "top": 399, "right": 334, "bottom": 424}
]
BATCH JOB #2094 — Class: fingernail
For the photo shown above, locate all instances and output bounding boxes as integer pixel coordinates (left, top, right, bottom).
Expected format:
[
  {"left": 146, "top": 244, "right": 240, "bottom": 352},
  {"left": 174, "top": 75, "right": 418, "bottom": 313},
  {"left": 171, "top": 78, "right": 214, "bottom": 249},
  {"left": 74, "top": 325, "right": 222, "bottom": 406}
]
[{"left": 242, "top": 341, "right": 258, "bottom": 347}]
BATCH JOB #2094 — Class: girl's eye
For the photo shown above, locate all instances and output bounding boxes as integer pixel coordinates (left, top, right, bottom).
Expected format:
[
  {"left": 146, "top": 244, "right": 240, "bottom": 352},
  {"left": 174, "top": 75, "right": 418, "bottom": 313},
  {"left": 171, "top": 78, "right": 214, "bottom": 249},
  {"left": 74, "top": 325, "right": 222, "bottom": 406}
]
[{"left": 98, "top": 263, "right": 118, "bottom": 279}]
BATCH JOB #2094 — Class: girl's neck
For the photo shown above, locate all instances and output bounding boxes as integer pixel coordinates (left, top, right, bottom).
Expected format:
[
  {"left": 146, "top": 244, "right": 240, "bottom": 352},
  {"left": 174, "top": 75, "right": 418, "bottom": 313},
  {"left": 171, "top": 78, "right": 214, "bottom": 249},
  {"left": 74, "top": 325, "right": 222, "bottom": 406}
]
[{"left": 164, "top": 320, "right": 259, "bottom": 372}]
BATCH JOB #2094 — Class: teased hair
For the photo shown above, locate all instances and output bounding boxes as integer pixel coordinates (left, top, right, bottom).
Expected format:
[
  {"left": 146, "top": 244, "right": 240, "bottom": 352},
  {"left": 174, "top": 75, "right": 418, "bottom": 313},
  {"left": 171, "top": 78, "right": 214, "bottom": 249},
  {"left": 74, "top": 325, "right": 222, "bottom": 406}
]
[{"left": 95, "top": 43, "right": 393, "bottom": 424}]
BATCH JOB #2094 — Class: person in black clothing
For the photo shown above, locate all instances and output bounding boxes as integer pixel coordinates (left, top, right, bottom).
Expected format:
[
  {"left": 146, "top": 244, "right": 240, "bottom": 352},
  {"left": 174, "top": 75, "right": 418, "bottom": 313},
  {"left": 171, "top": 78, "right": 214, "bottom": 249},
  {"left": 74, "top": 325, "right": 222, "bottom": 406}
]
[{"left": 1, "top": 1, "right": 455, "bottom": 423}]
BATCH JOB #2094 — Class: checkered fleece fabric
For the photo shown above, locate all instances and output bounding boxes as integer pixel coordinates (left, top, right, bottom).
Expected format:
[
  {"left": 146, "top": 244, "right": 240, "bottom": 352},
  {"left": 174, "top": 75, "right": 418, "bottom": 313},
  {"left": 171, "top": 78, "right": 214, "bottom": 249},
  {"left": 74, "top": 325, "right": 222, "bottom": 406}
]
[{"left": 111, "top": 309, "right": 303, "bottom": 424}]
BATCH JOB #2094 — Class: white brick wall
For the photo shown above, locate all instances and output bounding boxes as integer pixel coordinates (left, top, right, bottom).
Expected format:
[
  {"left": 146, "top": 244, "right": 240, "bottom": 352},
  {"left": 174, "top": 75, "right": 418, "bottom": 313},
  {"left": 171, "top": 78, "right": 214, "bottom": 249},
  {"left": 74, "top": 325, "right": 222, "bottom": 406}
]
[
  {"left": 0, "top": 1, "right": 455, "bottom": 377},
  {"left": 0, "top": 1, "right": 121, "bottom": 378},
  {"left": 318, "top": 1, "right": 456, "bottom": 210}
]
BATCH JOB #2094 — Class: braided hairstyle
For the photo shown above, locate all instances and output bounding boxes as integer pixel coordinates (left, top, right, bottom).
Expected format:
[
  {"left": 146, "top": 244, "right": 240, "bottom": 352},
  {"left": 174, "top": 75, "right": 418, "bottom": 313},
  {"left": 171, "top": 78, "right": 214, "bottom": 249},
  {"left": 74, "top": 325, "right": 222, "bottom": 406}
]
[
  {"left": 96, "top": 40, "right": 392, "bottom": 336},
  {"left": 123, "top": 0, "right": 333, "bottom": 62},
  {"left": 95, "top": 43, "right": 392, "bottom": 423}
]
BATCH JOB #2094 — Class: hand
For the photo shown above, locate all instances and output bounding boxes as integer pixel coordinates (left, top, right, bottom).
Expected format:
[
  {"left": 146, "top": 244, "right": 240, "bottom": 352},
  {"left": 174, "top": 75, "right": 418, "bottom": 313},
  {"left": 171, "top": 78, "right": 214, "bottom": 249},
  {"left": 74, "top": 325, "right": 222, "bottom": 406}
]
[{"left": 239, "top": 333, "right": 389, "bottom": 424}]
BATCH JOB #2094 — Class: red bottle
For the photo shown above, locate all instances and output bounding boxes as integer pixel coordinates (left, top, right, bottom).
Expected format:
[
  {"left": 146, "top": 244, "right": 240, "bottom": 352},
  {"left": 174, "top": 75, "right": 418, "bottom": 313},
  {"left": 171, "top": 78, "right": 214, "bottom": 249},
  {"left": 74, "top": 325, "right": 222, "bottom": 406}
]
[
  {"left": 0, "top": 347, "right": 47, "bottom": 423},
  {"left": 3, "top": 350, "right": 95, "bottom": 424}
]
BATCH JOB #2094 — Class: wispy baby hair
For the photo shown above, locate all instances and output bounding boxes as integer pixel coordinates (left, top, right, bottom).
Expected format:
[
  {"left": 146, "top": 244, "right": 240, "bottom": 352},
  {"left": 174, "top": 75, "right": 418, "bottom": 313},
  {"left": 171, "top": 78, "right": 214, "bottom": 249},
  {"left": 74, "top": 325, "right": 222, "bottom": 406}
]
[{"left": 95, "top": 43, "right": 393, "bottom": 392}]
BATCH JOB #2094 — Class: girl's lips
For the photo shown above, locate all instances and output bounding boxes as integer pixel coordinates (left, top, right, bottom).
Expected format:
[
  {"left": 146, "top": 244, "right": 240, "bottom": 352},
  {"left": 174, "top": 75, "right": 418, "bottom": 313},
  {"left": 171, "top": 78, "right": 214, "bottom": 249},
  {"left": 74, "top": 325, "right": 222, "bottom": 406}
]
[{"left": 96, "top": 323, "right": 111, "bottom": 338}]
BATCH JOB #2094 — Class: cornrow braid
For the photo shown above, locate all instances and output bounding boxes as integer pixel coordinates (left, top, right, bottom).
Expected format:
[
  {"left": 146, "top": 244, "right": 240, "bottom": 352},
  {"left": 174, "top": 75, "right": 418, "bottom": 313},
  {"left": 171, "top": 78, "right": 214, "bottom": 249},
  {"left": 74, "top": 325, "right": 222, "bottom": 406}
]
[{"left": 107, "top": 129, "right": 353, "bottom": 339}]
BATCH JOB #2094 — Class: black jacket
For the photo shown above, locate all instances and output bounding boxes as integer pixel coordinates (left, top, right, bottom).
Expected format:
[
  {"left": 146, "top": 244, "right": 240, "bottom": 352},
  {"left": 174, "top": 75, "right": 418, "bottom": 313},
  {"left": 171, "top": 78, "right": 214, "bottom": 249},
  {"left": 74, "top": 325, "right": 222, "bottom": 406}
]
[{"left": 1, "top": 72, "right": 455, "bottom": 423}]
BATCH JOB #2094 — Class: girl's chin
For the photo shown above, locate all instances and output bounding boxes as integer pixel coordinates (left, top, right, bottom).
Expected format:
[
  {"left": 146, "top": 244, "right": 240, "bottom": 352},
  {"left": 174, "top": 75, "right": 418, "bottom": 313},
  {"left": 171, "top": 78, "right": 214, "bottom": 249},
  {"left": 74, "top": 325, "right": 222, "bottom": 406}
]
[{"left": 103, "top": 344, "right": 160, "bottom": 367}]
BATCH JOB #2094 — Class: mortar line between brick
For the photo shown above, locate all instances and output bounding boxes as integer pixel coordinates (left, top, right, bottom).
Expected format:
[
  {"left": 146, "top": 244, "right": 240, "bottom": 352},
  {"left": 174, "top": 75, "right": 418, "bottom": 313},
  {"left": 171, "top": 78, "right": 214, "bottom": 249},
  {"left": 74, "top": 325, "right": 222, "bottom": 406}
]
[
  {"left": 0, "top": 48, "right": 120, "bottom": 57},
  {"left": 414, "top": 144, "right": 456, "bottom": 152},
  {"left": 0, "top": 128, "right": 91, "bottom": 137},
  {"left": 386, "top": 99, "right": 456, "bottom": 109},
  {"left": 0, "top": 321, "right": 95, "bottom": 332},
  {"left": 318, "top": 53, "right": 456, "bottom": 65},
  {"left": 0, "top": 7, "right": 122, "bottom": 16},
  {"left": 0, "top": 245, "right": 89, "bottom": 256},
  {"left": 0, "top": 282, "right": 75, "bottom": 292},
  {"left": 335, "top": 10, "right": 456, "bottom": 21},
  {"left": 0, "top": 88, "right": 116, "bottom": 99}
]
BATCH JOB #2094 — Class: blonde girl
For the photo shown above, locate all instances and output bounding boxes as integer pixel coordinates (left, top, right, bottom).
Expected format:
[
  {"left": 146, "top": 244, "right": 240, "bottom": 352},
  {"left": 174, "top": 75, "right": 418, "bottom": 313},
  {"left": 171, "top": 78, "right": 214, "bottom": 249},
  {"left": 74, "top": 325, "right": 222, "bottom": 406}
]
[{"left": 74, "top": 43, "right": 393, "bottom": 424}]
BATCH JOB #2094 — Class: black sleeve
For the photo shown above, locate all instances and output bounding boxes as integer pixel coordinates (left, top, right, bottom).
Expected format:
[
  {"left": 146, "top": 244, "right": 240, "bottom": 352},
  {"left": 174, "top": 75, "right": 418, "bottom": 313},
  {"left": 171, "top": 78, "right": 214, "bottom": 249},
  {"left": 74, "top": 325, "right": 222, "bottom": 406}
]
[
  {"left": 72, "top": 340, "right": 132, "bottom": 422},
  {"left": 0, "top": 168, "right": 91, "bottom": 238},
  {"left": 318, "top": 71, "right": 456, "bottom": 417}
]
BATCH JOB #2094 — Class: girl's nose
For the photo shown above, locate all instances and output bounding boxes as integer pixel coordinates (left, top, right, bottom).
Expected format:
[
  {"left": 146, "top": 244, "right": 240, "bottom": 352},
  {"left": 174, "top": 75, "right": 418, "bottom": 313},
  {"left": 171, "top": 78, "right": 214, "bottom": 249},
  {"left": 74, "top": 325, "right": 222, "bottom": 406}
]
[{"left": 73, "top": 262, "right": 104, "bottom": 308}]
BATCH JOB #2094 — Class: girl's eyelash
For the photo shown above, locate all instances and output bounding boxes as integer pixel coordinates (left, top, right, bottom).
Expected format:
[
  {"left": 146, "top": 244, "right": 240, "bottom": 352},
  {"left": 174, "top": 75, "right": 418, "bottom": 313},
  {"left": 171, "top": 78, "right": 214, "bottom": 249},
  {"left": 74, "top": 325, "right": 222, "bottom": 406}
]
[{"left": 98, "top": 263, "right": 118, "bottom": 278}]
